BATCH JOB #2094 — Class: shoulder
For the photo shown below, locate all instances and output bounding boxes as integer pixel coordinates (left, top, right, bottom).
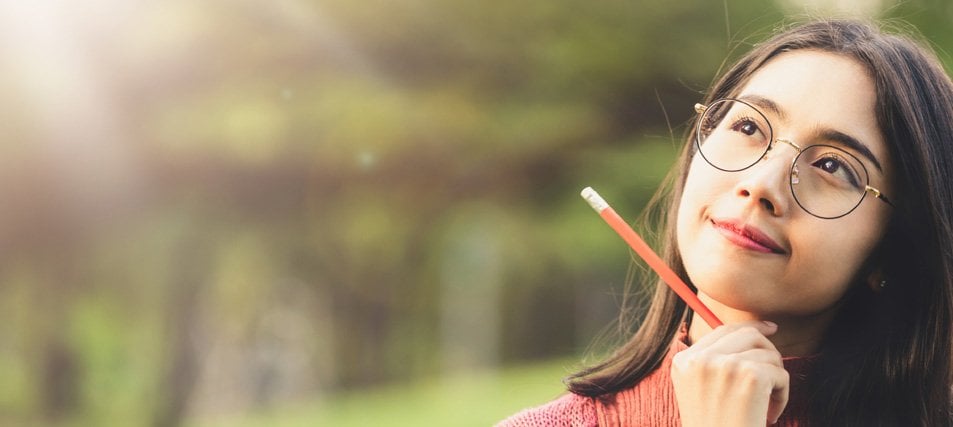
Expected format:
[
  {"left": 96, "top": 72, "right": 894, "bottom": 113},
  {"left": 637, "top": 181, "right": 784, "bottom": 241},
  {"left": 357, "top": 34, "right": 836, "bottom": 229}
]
[{"left": 496, "top": 392, "right": 598, "bottom": 427}]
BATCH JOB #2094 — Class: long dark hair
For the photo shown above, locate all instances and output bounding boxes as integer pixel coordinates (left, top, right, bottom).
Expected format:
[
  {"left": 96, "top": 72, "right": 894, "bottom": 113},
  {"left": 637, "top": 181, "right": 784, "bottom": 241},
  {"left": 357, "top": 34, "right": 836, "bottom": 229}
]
[{"left": 567, "top": 19, "right": 953, "bottom": 425}]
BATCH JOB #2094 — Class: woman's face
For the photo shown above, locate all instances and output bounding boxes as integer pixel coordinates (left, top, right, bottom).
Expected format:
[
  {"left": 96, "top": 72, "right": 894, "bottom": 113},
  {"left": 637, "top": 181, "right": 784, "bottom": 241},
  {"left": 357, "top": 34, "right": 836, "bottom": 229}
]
[{"left": 676, "top": 50, "right": 894, "bottom": 319}]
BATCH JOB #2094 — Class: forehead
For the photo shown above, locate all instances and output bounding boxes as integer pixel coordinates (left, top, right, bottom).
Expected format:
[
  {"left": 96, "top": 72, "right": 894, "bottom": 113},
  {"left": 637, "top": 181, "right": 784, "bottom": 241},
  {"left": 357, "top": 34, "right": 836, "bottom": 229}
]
[
  {"left": 735, "top": 50, "right": 889, "bottom": 166},
  {"left": 740, "top": 50, "right": 875, "bottom": 111}
]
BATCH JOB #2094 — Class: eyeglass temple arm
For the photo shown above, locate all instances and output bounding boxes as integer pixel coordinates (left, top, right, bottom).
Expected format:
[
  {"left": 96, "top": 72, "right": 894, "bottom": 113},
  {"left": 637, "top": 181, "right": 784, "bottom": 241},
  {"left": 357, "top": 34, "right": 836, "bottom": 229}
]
[{"left": 866, "top": 185, "right": 894, "bottom": 207}]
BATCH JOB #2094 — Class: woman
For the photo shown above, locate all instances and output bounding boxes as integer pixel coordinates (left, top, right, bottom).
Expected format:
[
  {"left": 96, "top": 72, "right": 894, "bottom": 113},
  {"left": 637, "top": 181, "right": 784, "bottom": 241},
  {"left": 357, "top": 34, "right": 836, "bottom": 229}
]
[{"left": 499, "top": 19, "right": 953, "bottom": 426}]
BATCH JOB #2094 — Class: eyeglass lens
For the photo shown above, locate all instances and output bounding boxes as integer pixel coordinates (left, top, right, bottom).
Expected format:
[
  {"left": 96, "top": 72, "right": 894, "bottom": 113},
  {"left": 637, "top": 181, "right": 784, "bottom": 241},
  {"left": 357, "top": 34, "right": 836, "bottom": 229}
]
[{"left": 696, "top": 99, "right": 871, "bottom": 219}]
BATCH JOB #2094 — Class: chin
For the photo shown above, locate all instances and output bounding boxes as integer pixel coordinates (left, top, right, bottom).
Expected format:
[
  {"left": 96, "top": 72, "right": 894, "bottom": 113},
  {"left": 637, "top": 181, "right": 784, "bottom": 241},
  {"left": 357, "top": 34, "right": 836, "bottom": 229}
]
[{"left": 693, "top": 276, "right": 776, "bottom": 312}]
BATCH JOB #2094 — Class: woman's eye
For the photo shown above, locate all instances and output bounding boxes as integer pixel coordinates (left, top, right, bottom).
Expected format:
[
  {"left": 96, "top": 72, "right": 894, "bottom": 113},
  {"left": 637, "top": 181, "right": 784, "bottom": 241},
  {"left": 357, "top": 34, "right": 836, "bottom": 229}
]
[
  {"left": 730, "top": 118, "right": 760, "bottom": 136},
  {"left": 819, "top": 158, "right": 839, "bottom": 173},
  {"left": 811, "top": 155, "right": 861, "bottom": 187}
]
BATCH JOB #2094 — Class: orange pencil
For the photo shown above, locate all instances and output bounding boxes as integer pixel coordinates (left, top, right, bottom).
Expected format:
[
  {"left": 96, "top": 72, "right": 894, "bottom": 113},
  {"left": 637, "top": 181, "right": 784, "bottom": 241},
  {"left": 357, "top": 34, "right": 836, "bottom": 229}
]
[{"left": 581, "top": 186, "right": 723, "bottom": 328}]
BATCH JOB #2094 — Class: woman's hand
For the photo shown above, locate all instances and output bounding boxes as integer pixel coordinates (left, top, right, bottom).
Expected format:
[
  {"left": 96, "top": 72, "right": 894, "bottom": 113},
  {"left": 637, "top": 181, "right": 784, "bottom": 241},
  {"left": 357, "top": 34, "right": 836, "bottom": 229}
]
[{"left": 671, "top": 321, "right": 789, "bottom": 426}]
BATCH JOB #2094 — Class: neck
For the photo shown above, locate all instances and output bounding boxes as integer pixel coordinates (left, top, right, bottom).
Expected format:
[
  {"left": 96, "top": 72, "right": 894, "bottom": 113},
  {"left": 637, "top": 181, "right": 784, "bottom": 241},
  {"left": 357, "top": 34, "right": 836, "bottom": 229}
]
[{"left": 687, "top": 293, "right": 835, "bottom": 357}]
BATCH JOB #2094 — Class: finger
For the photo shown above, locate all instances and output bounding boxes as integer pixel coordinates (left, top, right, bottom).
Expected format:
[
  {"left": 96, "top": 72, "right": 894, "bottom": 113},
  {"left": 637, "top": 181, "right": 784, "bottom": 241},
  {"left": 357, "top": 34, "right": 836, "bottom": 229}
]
[
  {"left": 728, "top": 359, "right": 789, "bottom": 425},
  {"left": 733, "top": 348, "right": 784, "bottom": 369},
  {"left": 696, "top": 324, "right": 780, "bottom": 356},
  {"left": 690, "top": 320, "right": 777, "bottom": 349},
  {"left": 766, "top": 366, "right": 791, "bottom": 424}
]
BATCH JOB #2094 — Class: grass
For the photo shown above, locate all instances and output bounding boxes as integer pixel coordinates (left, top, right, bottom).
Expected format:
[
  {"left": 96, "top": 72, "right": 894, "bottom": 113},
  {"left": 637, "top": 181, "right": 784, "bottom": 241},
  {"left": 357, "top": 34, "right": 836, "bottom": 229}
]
[{"left": 189, "top": 358, "right": 577, "bottom": 427}]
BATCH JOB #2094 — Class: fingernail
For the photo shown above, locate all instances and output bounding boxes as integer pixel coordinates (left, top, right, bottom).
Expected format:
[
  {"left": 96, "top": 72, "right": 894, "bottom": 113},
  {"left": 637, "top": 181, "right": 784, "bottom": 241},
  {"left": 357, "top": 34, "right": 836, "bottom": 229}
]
[{"left": 762, "top": 320, "right": 778, "bottom": 329}]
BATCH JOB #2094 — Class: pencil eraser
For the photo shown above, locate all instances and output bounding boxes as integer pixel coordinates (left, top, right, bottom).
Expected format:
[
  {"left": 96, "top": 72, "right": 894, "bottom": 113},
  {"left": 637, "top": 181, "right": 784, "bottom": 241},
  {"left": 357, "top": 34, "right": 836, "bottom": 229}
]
[{"left": 581, "top": 187, "right": 609, "bottom": 212}]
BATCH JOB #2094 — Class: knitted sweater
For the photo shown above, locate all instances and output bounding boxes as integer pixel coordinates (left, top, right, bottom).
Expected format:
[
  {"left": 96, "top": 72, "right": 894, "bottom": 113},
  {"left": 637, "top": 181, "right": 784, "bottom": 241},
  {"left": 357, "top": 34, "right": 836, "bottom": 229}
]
[{"left": 497, "top": 334, "right": 814, "bottom": 426}]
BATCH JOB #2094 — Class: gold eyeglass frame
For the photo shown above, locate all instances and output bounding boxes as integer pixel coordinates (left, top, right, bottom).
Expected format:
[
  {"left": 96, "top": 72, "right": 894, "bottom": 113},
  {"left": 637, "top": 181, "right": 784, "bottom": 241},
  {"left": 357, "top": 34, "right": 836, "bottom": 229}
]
[{"left": 694, "top": 99, "right": 894, "bottom": 219}]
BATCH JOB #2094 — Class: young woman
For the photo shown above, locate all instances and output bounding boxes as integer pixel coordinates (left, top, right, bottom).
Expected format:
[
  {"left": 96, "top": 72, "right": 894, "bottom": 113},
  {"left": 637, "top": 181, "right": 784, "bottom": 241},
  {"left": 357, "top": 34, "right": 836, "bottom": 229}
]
[{"left": 499, "top": 19, "right": 953, "bottom": 426}]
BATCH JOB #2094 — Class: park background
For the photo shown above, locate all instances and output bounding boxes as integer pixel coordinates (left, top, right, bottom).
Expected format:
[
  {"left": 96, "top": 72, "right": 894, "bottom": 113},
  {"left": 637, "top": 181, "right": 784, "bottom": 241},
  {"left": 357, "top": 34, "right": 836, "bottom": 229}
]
[{"left": 0, "top": 0, "right": 949, "bottom": 426}]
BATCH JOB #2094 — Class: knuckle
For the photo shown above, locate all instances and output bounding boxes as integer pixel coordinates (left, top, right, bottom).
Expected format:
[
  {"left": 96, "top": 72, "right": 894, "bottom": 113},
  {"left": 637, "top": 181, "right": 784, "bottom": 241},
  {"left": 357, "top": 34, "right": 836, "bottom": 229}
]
[
  {"left": 672, "top": 351, "right": 700, "bottom": 371},
  {"left": 735, "top": 361, "right": 767, "bottom": 387},
  {"left": 714, "top": 354, "right": 740, "bottom": 371}
]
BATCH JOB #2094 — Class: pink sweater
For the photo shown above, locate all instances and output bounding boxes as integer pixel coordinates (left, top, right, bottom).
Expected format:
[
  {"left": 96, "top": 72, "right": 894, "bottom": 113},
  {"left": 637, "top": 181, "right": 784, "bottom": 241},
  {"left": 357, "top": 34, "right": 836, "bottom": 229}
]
[{"left": 497, "top": 335, "right": 814, "bottom": 426}]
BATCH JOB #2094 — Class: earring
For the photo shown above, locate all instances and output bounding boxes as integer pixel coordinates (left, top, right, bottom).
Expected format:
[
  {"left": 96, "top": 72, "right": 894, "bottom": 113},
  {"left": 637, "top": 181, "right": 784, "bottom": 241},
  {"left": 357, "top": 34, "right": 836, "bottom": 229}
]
[{"left": 879, "top": 279, "right": 888, "bottom": 289}]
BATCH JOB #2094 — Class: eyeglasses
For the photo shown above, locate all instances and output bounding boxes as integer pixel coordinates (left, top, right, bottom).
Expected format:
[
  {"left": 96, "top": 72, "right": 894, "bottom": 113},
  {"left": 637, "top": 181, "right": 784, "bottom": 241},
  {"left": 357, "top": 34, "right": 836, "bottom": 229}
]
[{"left": 694, "top": 98, "right": 894, "bottom": 219}]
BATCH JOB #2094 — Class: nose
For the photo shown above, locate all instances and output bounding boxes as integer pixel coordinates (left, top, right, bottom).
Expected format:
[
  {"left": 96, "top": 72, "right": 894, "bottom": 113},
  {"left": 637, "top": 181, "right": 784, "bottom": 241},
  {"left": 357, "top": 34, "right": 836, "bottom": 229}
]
[{"left": 732, "top": 139, "right": 800, "bottom": 217}]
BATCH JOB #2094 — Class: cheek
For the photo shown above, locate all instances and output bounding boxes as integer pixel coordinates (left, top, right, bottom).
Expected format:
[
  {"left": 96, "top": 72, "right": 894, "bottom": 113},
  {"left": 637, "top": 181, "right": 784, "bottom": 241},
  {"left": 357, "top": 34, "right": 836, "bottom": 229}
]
[
  {"left": 786, "top": 217, "right": 888, "bottom": 307},
  {"left": 677, "top": 158, "right": 730, "bottom": 230},
  {"left": 787, "top": 248, "right": 857, "bottom": 308},
  {"left": 676, "top": 162, "right": 704, "bottom": 248},
  {"left": 676, "top": 158, "right": 729, "bottom": 275}
]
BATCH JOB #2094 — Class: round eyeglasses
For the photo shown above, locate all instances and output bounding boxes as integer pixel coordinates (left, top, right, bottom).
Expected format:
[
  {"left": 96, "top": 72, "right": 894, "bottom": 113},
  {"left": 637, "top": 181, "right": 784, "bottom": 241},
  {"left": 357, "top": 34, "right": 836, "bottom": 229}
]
[{"left": 694, "top": 98, "right": 894, "bottom": 219}]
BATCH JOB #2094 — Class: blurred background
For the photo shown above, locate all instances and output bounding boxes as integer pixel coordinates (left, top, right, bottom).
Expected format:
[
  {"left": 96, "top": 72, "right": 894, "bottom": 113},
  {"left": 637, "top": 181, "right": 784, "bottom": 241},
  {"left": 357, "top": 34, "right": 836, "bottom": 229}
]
[{"left": 0, "top": 0, "right": 949, "bottom": 425}]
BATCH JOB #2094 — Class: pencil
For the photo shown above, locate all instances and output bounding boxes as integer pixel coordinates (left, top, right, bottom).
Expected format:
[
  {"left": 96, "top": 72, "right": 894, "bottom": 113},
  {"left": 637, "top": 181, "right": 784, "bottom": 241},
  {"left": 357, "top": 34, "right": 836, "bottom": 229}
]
[{"left": 581, "top": 186, "right": 723, "bottom": 328}]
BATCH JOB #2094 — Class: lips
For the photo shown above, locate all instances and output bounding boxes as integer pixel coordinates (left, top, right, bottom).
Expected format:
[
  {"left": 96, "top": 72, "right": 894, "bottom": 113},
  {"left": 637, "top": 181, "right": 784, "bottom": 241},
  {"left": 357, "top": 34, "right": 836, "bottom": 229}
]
[{"left": 710, "top": 219, "right": 787, "bottom": 254}]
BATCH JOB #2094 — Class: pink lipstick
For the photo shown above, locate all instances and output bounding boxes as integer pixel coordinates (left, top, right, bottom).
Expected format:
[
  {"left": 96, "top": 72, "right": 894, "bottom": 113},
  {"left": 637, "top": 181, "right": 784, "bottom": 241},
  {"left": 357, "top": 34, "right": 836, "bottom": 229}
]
[{"left": 711, "top": 219, "right": 786, "bottom": 254}]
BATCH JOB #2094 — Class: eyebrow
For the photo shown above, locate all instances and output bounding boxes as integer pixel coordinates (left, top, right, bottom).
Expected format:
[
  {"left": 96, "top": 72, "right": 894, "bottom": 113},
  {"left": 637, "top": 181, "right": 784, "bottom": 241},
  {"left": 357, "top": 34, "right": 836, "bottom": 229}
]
[
  {"left": 738, "top": 94, "right": 787, "bottom": 121},
  {"left": 736, "top": 94, "right": 884, "bottom": 172},
  {"left": 817, "top": 129, "right": 884, "bottom": 172}
]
